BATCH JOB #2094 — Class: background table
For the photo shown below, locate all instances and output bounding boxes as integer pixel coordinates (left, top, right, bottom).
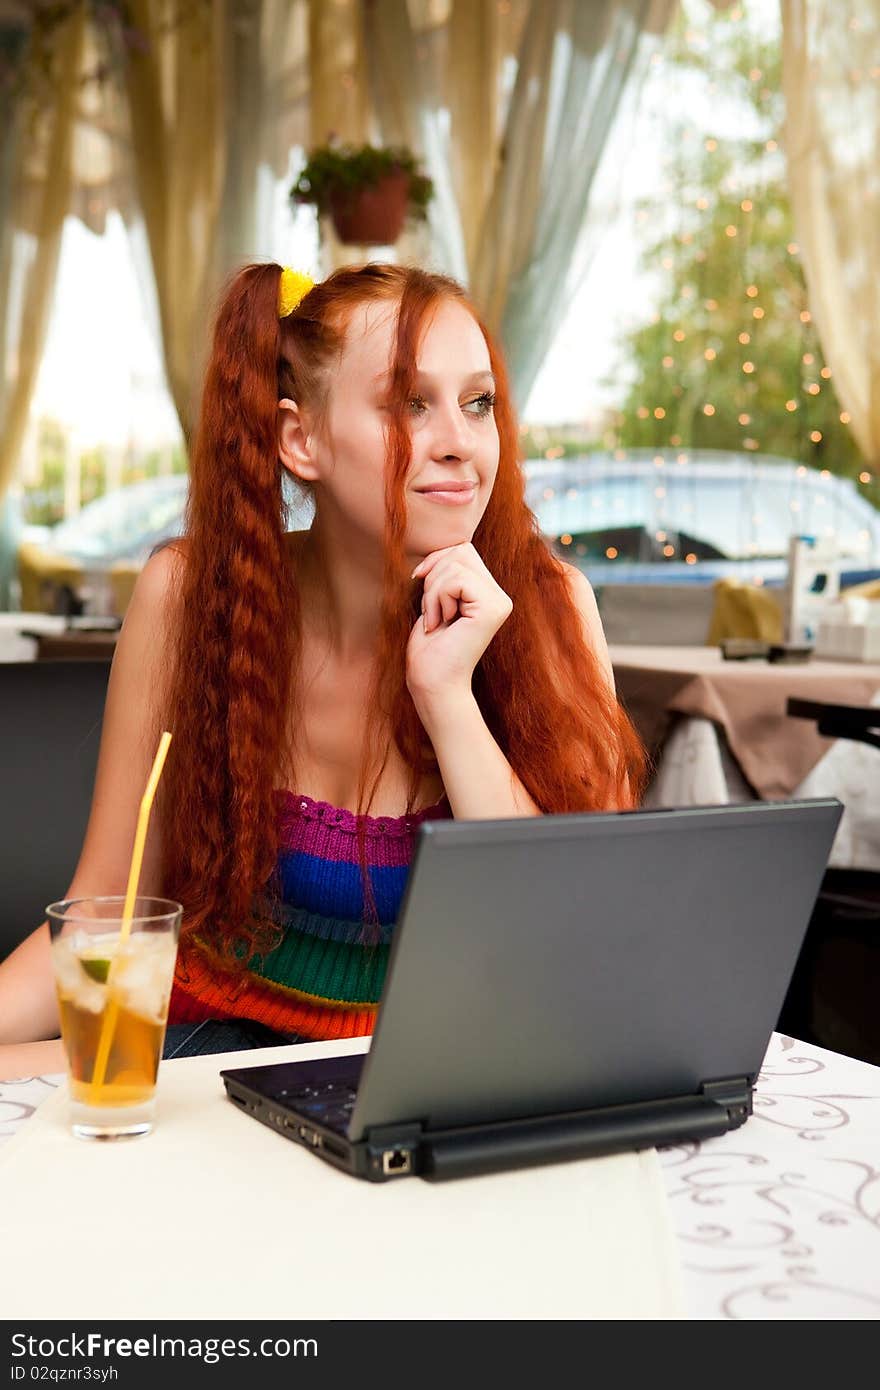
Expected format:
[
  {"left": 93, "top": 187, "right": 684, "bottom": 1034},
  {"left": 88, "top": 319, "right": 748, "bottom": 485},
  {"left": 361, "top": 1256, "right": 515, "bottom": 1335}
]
[
  {"left": 611, "top": 645, "right": 880, "bottom": 871},
  {"left": 2, "top": 1033, "right": 878, "bottom": 1320}
]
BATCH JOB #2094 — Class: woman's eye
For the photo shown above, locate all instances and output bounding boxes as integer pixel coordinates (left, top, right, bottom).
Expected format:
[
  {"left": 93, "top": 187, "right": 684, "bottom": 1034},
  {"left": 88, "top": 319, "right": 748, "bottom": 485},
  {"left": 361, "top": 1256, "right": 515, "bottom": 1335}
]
[
  {"left": 464, "top": 392, "right": 496, "bottom": 418},
  {"left": 408, "top": 396, "right": 428, "bottom": 416}
]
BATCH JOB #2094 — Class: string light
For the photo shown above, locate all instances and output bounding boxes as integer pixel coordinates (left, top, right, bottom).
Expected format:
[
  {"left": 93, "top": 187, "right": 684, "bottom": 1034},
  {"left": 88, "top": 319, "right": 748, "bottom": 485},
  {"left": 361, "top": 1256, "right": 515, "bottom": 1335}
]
[
  {"left": 704, "top": 348, "right": 717, "bottom": 360},
  {"left": 785, "top": 400, "right": 798, "bottom": 411},
  {"left": 637, "top": 406, "right": 650, "bottom": 418},
  {"left": 738, "top": 413, "right": 751, "bottom": 425},
  {"left": 860, "top": 471, "right": 872, "bottom": 483},
  {"left": 810, "top": 430, "right": 823, "bottom": 442},
  {"left": 662, "top": 355, "right": 674, "bottom": 367},
  {"left": 606, "top": 547, "right": 618, "bottom": 559},
  {"left": 663, "top": 544, "right": 675, "bottom": 557},
  {"left": 725, "top": 225, "right": 738, "bottom": 237},
  {"left": 742, "top": 361, "right": 755, "bottom": 373},
  {"left": 807, "top": 383, "right": 820, "bottom": 395},
  {"left": 654, "top": 407, "right": 666, "bottom": 418},
  {"left": 820, "top": 366, "right": 831, "bottom": 379},
  {"left": 741, "top": 199, "right": 753, "bottom": 212},
  {"left": 703, "top": 403, "right": 716, "bottom": 415},
  {"left": 840, "top": 411, "right": 851, "bottom": 424},
  {"left": 746, "top": 285, "right": 759, "bottom": 297},
  {"left": 752, "top": 306, "right": 765, "bottom": 319},
  {"left": 800, "top": 309, "right": 811, "bottom": 322},
  {"left": 560, "top": 533, "right": 572, "bottom": 545},
  {"left": 787, "top": 242, "right": 799, "bottom": 254},
  {"left": 685, "top": 553, "right": 697, "bottom": 565},
  {"left": 802, "top": 352, "right": 814, "bottom": 364},
  {"left": 820, "top": 468, "right": 830, "bottom": 478},
  {"left": 673, "top": 329, "right": 686, "bottom": 342},
  {"left": 796, "top": 465, "right": 807, "bottom": 476},
  {"left": 738, "top": 332, "right": 750, "bottom": 344}
]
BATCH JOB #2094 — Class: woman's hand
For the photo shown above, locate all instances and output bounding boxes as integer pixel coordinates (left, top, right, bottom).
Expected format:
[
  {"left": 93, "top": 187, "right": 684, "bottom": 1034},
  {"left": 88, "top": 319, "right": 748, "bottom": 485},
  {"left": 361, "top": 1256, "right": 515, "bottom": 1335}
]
[{"left": 406, "top": 543, "right": 512, "bottom": 719}]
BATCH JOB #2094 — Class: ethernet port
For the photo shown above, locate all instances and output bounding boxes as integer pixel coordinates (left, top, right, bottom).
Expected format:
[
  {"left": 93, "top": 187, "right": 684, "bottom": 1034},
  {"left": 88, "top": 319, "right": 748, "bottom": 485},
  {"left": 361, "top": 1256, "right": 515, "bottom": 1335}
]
[{"left": 382, "top": 1148, "right": 412, "bottom": 1176}]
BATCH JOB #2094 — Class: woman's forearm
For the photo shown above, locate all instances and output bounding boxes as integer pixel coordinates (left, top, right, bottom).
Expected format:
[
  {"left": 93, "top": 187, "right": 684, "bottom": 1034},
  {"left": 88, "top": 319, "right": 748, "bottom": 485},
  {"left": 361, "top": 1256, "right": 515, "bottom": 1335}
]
[
  {"left": 418, "top": 692, "right": 541, "bottom": 820},
  {"left": 0, "top": 1037, "right": 66, "bottom": 1082}
]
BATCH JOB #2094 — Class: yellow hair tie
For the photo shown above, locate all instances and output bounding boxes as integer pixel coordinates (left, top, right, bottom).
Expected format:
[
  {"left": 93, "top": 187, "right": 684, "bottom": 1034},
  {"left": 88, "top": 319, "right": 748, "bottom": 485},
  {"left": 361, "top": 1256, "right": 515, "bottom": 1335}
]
[{"left": 278, "top": 267, "right": 315, "bottom": 318}]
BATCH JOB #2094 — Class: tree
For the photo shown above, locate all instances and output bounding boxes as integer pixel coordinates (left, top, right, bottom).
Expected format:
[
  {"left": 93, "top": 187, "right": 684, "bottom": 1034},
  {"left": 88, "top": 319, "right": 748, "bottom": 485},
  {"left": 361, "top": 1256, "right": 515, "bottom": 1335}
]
[{"left": 613, "top": 5, "right": 877, "bottom": 510}]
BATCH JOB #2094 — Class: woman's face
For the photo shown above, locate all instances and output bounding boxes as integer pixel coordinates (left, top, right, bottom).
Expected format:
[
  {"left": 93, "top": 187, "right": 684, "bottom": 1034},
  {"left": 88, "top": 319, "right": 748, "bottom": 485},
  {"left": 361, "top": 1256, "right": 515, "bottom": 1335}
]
[{"left": 300, "top": 297, "right": 500, "bottom": 561}]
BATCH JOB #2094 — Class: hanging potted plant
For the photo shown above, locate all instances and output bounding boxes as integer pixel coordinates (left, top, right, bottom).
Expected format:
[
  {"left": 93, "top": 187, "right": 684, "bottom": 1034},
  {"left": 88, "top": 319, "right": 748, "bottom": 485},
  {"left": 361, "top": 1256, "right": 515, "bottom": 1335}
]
[{"left": 290, "top": 142, "right": 434, "bottom": 246}]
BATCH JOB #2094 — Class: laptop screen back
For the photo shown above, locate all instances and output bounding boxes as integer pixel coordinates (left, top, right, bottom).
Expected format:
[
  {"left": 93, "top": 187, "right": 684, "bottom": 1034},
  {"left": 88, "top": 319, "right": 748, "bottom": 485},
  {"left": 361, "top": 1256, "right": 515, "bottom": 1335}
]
[{"left": 348, "top": 800, "right": 841, "bottom": 1139}]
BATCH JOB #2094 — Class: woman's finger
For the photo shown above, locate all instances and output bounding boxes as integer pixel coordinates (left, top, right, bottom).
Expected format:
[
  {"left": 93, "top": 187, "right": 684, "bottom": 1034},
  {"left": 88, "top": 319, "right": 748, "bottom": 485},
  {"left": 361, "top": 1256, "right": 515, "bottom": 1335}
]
[{"left": 422, "top": 563, "right": 465, "bottom": 631}]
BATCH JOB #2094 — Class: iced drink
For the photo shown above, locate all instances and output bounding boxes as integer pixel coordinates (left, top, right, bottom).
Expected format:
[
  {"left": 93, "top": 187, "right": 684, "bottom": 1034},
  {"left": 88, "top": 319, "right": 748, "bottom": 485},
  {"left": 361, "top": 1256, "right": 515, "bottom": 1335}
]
[{"left": 47, "top": 897, "right": 181, "bottom": 1139}]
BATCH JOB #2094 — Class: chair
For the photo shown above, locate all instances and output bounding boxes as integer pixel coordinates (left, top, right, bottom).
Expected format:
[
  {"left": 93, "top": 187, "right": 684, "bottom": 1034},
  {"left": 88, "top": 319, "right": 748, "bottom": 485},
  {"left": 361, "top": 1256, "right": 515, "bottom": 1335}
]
[
  {"left": 778, "top": 698, "right": 880, "bottom": 1064},
  {"left": 706, "top": 578, "right": 784, "bottom": 645},
  {"left": 0, "top": 661, "right": 109, "bottom": 961}
]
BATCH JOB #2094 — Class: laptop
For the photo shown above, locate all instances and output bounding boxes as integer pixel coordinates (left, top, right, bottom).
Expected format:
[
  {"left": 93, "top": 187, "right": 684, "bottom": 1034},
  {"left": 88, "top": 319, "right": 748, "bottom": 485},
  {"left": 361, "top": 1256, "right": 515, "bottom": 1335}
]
[{"left": 221, "top": 798, "right": 843, "bottom": 1182}]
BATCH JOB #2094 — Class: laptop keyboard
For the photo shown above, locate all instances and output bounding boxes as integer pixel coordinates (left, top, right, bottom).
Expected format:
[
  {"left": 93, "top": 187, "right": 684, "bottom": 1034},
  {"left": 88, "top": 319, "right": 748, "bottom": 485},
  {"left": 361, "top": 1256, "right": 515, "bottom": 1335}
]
[{"left": 276, "top": 1078, "right": 359, "bottom": 1134}]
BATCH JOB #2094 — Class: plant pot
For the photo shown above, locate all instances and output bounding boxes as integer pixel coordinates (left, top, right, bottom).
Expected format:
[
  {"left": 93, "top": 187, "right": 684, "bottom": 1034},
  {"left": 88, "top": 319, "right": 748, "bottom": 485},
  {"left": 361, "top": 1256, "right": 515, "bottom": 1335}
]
[{"left": 328, "top": 168, "right": 411, "bottom": 245}]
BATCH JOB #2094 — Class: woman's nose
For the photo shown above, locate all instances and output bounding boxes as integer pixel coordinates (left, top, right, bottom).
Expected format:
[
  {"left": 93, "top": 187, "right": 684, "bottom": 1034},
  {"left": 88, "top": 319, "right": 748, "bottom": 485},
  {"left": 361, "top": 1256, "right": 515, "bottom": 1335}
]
[{"left": 428, "top": 402, "right": 472, "bottom": 460}]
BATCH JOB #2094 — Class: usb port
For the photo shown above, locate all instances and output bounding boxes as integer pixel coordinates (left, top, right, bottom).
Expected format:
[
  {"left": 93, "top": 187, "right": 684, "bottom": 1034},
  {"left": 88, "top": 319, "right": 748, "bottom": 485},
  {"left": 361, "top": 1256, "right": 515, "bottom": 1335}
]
[
  {"left": 295, "top": 1125, "right": 321, "bottom": 1147},
  {"left": 382, "top": 1148, "right": 412, "bottom": 1176}
]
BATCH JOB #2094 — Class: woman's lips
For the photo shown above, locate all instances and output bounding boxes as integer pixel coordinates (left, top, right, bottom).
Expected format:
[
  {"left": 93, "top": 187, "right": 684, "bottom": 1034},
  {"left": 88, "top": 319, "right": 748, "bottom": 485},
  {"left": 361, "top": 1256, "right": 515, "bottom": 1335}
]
[{"left": 415, "top": 483, "right": 477, "bottom": 506}]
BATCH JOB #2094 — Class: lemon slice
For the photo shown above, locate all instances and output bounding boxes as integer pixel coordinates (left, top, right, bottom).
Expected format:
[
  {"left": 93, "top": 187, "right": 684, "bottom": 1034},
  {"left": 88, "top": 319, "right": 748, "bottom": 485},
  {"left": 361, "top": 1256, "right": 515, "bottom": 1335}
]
[{"left": 80, "top": 957, "right": 111, "bottom": 984}]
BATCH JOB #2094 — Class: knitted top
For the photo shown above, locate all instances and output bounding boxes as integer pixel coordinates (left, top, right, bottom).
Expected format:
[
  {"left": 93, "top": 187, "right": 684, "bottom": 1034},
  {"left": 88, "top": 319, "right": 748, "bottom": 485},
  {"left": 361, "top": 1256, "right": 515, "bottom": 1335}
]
[{"left": 167, "top": 790, "right": 451, "bottom": 1039}]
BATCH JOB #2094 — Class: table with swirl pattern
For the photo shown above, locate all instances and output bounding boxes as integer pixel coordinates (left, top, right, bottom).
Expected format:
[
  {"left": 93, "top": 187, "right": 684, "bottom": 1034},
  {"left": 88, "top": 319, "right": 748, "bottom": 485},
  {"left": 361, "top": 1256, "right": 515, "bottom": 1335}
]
[{"left": 2, "top": 1033, "right": 878, "bottom": 1320}]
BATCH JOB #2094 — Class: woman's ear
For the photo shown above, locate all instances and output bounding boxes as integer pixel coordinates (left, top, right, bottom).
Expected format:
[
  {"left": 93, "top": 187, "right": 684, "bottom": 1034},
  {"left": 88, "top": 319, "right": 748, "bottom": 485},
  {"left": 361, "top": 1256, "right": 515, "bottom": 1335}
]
[{"left": 278, "top": 398, "right": 319, "bottom": 483}]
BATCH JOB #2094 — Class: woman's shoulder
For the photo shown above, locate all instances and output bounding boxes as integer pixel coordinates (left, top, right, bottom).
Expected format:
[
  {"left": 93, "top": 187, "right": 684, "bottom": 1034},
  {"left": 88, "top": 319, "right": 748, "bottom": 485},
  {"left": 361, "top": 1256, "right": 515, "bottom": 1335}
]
[
  {"left": 118, "top": 542, "right": 186, "bottom": 654},
  {"left": 556, "top": 562, "right": 614, "bottom": 692},
  {"left": 557, "top": 561, "right": 600, "bottom": 622}
]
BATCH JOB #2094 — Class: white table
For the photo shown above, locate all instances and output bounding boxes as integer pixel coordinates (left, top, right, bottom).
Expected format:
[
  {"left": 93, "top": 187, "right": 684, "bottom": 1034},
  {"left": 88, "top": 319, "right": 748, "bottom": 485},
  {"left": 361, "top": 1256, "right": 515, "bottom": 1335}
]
[
  {"left": 0, "top": 612, "right": 66, "bottom": 661},
  {"left": 0, "top": 1038, "right": 682, "bottom": 1322},
  {"left": 2, "top": 1033, "right": 878, "bottom": 1320}
]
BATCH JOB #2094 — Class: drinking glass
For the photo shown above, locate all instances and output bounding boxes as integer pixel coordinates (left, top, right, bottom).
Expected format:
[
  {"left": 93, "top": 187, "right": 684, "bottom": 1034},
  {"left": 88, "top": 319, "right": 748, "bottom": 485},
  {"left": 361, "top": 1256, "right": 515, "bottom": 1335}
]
[{"left": 47, "top": 896, "right": 182, "bottom": 1140}]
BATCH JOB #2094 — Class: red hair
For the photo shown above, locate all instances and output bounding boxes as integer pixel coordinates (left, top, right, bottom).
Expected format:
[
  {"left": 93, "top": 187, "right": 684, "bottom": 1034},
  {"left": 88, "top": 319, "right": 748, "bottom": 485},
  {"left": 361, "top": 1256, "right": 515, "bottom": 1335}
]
[{"left": 161, "top": 262, "right": 646, "bottom": 965}]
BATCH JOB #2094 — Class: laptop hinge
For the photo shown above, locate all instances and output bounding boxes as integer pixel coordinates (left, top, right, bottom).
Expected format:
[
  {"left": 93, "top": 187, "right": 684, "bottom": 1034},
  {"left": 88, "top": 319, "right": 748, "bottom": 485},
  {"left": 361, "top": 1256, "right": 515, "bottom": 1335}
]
[{"left": 700, "top": 1077, "right": 752, "bottom": 1128}]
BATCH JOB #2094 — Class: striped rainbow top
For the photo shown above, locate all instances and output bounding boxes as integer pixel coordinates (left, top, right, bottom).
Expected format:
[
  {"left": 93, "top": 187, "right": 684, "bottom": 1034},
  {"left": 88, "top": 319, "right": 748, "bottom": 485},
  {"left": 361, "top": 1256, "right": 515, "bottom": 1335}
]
[{"left": 167, "top": 790, "right": 451, "bottom": 1039}]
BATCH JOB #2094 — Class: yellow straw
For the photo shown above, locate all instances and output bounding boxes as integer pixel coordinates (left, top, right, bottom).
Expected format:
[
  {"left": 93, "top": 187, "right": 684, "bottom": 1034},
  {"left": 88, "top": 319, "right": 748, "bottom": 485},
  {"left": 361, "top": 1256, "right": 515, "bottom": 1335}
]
[{"left": 88, "top": 732, "right": 173, "bottom": 1102}]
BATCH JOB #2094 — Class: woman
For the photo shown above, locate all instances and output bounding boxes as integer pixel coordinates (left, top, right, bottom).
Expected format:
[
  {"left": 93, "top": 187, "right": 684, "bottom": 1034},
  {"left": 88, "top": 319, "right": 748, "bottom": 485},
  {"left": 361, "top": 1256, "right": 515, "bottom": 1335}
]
[{"left": 0, "top": 261, "right": 645, "bottom": 1079}]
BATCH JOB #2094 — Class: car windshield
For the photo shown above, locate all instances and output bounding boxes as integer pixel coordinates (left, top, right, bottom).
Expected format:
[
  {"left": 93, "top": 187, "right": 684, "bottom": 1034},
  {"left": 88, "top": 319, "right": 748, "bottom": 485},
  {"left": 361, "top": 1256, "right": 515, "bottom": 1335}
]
[
  {"left": 50, "top": 477, "right": 189, "bottom": 562},
  {"left": 527, "top": 449, "right": 880, "bottom": 582},
  {"left": 47, "top": 475, "right": 314, "bottom": 565}
]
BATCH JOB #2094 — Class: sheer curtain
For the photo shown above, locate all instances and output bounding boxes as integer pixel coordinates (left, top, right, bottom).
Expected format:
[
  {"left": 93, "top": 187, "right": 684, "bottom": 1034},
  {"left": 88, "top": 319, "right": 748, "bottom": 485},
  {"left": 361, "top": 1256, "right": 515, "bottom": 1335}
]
[
  {"left": 781, "top": 0, "right": 880, "bottom": 469},
  {"left": 0, "top": 5, "right": 86, "bottom": 502},
  {"left": 119, "top": 0, "right": 311, "bottom": 438},
  {"left": 362, "top": 0, "right": 673, "bottom": 407}
]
